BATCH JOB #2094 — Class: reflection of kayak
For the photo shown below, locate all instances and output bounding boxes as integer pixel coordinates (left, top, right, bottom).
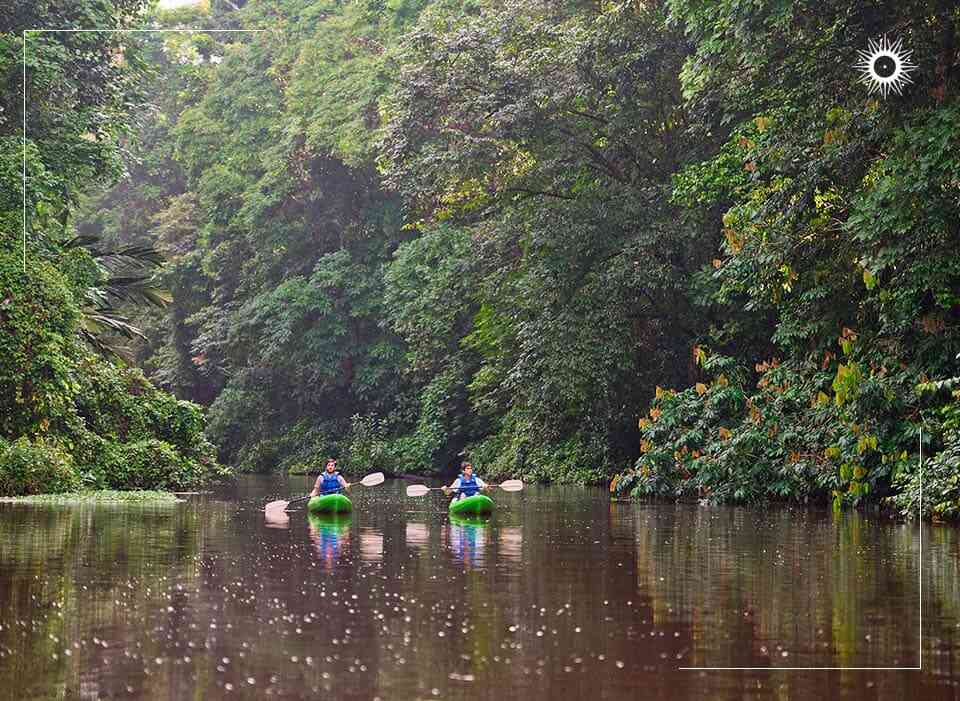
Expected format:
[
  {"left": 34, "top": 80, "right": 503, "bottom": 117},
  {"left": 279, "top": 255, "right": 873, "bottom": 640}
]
[
  {"left": 307, "top": 513, "right": 352, "bottom": 534},
  {"left": 308, "top": 514, "right": 350, "bottom": 570},
  {"left": 448, "top": 513, "right": 486, "bottom": 567},
  {"left": 307, "top": 493, "right": 352, "bottom": 514},
  {"left": 449, "top": 494, "right": 494, "bottom": 516},
  {"left": 450, "top": 513, "right": 491, "bottom": 527}
]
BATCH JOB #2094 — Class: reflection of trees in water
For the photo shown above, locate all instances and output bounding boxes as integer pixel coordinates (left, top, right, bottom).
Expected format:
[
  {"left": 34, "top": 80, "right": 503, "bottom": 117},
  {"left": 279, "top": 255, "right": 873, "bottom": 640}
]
[
  {"left": 398, "top": 503, "right": 695, "bottom": 697},
  {"left": 0, "top": 501, "right": 211, "bottom": 699},
  {"left": 0, "top": 500, "right": 388, "bottom": 700},
  {"left": 4, "top": 491, "right": 959, "bottom": 700},
  {"left": 631, "top": 504, "right": 960, "bottom": 683},
  {"left": 922, "top": 523, "right": 960, "bottom": 684}
]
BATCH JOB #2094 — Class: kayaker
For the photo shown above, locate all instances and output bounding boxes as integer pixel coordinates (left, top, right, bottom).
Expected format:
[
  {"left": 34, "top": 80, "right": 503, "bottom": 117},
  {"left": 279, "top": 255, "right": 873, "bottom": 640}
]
[
  {"left": 443, "top": 462, "right": 488, "bottom": 501},
  {"left": 310, "top": 459, "right": 351, "bottom": 497}
]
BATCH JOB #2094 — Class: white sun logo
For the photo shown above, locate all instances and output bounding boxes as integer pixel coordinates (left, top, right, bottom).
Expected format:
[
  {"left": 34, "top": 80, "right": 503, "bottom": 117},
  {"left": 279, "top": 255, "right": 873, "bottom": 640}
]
[{"left": 854, "top": 35, "right": 918, "bottom": 98}]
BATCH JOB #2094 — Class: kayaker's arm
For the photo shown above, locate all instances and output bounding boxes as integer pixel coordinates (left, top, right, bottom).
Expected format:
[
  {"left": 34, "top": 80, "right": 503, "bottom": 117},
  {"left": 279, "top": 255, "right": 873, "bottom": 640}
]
[
  {"left": 339, "top": 475, "right": 351, "bottom": 490},
  {"left": 442, "top": 477, "right": 461, "bottom": 495},
  {"left": 309, "top": 475, "right": 321, "bottom": 498}
]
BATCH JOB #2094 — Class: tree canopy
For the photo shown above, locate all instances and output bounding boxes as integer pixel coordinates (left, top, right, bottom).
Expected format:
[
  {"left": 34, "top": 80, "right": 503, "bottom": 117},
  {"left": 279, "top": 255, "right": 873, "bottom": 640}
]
[{"left": 4, "top": 0, "right": 957, "bottom": 515}]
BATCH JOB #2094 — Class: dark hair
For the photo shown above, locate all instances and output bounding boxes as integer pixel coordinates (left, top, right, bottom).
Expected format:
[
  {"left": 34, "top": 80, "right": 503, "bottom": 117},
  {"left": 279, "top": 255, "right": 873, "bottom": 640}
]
[{"left": 460, "top": 461, "right": 472, "bottom": 470}]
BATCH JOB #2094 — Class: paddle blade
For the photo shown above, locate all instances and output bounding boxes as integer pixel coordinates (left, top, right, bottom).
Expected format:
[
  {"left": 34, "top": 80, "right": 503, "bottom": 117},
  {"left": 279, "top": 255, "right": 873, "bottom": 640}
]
[
  {"left": 406, "top": 484, "right": 430, "bottom": 497},
  {"left": 266, "top": 495, "right": 311, "bottom": 515},
  {"left": 264, "top": 499, "right": 289, "bottom": 514},
  {"left": 498, "top": 479, "right": 524, "bottom": 492},
  {"left": 360, "top": 471, "right": 385, "bottom": 487}
]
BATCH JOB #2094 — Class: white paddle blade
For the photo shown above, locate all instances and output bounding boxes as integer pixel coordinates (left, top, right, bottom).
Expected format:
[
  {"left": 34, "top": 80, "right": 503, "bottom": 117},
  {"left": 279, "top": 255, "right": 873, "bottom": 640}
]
[
  {"left": 498, "top": 479, "right": 524, "bottom": 492},
  {"left": 361, "top": 471, "right": 385, "bottom": 487},
  {"left": 406, "top": 484, "right": 430, "bottom": 497},
  {"left": 264, "top": 499, "right": 289, "bottom": 514}
]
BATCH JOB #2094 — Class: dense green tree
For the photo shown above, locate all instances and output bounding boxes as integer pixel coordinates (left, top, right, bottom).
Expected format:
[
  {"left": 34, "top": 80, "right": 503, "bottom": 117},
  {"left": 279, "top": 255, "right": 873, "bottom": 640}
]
[
  {"left": 81, "top": 0, "right": 427, "bottom": 472},
  {"left": 378, "top": 0, "right": 709, "bottom": 480},
  {"left": 614, "top": 0, "right": 960, "bottom": 516},
  {"left": 0, "top": 0, "right": 225, "bottom": 495},
  {"left": 65, "top": 0, "right": 958, "bottom": 515}
]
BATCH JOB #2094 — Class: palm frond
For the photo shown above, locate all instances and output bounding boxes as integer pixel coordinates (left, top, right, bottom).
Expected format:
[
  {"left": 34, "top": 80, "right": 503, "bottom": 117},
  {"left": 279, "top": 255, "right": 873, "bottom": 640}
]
[
  {"left": 79, "top": 308, "right": 148, "bottom": 361},
  {"left": 65, "top": 235, "right": 166, "bottom": 268},
  {"left": 67, "top": 233, "right": 170, "bottom": 359}
]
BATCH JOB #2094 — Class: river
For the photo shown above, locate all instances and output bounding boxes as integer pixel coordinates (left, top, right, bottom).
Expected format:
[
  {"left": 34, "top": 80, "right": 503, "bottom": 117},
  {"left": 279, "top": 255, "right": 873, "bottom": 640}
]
[{"left": 1, "top": 477, "right": 957, "bottom": 699}]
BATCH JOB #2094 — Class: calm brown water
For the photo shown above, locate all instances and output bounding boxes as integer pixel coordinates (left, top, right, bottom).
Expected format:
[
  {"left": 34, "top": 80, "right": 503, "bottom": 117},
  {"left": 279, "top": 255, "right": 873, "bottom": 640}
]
[{"left": 1, "top": 477, "right": 958, "bottom": 700}]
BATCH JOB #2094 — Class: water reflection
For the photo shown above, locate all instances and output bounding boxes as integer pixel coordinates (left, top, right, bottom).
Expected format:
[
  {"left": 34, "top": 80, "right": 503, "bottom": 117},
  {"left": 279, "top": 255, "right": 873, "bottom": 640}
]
[
  {"left": 263, "top": 509, "right": 290, "bottom": 528},
  {"left": 307, "top": 513, "right": 351, "bottom": 571},
  {"left": 632, "top": 505, "right": 932, "bottom": 676},
  {"left": 405, "top": 521, "right": 428, "bottom": 549},
  {"left": 499, "top": 526, "right": 523, "bottom": 564},
  {"left": 0, "top": 479, "right": 955, "bottom": 701},
  {"left": 358, "top": 528, "right": 383, "bottom": 563},
  {"left": 446, "top": 514, "right": 488, "bottom": 568}
]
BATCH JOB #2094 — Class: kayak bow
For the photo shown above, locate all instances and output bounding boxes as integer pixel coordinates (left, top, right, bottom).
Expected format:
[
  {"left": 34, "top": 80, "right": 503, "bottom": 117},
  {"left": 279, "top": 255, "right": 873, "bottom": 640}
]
[
  {"left": 449, "top": 494, "right": 494, "bottom": 516},
  {"left": 307, "top": 493, "right": 353, "bottom": 514}
]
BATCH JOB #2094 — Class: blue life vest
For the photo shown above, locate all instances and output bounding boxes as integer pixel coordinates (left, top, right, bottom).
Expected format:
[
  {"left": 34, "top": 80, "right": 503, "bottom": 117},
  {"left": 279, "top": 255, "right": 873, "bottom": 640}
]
[
  {"left": 457, "top": 473, "right": 479, "bottom": 497},
  {"left": 320, "top": 472, "right": 342, "bottom": 495}
]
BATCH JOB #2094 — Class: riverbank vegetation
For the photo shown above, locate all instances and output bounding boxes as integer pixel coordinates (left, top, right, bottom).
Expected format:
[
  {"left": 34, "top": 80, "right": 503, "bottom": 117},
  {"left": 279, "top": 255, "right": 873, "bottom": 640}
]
[
  {"left": 0, "top": 490, "right": 181, "bottom": 505},
  {"left": 0, "top": 0, "right": 227, "bottom": 495},
  {"left": 3, "top": 0, "right": 957, "bottom": 515}
]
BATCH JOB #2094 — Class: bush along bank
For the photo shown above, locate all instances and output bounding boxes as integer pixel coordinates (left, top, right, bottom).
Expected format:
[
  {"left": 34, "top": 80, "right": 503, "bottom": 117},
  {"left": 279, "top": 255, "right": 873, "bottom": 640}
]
[
  {"left": 0, "top": 248, "right": 228, "bottom": 497},
  {"left": 612, "top": 350, "right": 960, "bottom": 520}
]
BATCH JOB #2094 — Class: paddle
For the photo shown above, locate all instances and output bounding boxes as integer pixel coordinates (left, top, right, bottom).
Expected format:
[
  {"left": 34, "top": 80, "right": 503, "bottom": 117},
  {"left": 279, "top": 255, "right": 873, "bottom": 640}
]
[
  {"left": 265, "top": 471, "right": 385, "bottom": 515},
  {"left": 406, "top": 479, "right": 523, "bottom": 497}
]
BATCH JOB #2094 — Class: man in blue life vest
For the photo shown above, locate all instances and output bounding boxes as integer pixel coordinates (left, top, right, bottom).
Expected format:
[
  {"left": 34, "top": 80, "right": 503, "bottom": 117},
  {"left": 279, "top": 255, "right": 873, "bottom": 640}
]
[
  {"left": 442, "top": 461, "right": 489, "bottom": 501},
  {"left": 309, "top": 458, "right": 351, "bottom": 497}
]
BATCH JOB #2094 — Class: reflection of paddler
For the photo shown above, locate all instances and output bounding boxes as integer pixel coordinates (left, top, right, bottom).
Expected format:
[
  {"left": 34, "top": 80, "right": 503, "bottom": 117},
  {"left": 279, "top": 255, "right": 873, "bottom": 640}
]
[
  {"left": 448, "top": 514, "right": 487, "bottom": 567},
  {"left": 308, "top": 514, "right": 351, "bottom": 570}
]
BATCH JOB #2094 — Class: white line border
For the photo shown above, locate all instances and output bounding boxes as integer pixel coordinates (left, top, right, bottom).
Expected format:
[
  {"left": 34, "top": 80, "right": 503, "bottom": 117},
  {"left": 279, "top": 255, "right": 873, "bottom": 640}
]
[
  {"left": 21, "top": 26, "right": 269, "bottom": 272},
  {"left": 679, "top": 428, "right": 923, "bottom": 671}
]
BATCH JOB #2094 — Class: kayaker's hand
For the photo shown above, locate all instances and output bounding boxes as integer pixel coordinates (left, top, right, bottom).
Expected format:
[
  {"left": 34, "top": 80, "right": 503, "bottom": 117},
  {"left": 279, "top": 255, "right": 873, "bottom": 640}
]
[
  {"left": 442, "top": 486, "right": 451, "bottom": 495},
  {"left": 344, "top": 482, "right": 352, "bottom": 490}
]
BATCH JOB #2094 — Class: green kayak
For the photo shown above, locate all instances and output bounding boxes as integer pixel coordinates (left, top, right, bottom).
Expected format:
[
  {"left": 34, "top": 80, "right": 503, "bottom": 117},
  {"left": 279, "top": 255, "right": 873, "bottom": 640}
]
[
  {"left": 449, "top": 494, "right": 494, "bottom": 516},
  {"left": 307, "top": 493, "right": 352, "bottom": 514},
  {"left": 449, "top": 513, "right": 491, "bottom": 527}
]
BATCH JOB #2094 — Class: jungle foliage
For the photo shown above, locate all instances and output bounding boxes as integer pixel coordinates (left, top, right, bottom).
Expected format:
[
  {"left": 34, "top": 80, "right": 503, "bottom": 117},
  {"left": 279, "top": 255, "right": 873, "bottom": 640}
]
[
  {"left": 0, "top": 0, "right": 225, "bottom": 495},
  {"left": 12, "top": 0, "right": 958, "bottom": 516}
]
